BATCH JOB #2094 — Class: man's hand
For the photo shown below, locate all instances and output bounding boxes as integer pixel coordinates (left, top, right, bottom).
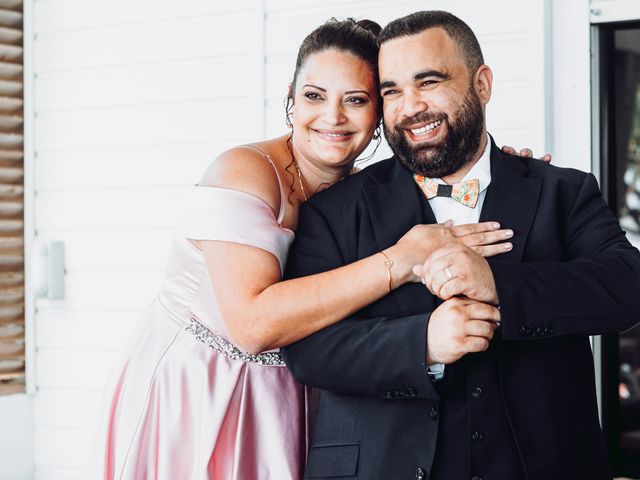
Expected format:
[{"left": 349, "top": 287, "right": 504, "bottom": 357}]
[
  {"left": 427, "top": 297, "right": 500, "bottom": 365},
  {"left": 415, "top": 243, "right": 499, "bottom": 305}
]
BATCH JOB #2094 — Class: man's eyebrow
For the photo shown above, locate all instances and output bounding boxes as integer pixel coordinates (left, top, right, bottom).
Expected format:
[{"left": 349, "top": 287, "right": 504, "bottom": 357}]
[
  {"left": 379, "top": 71, "right": 449, "bottom": 91},
  {"left": 415, "top": 70, "right": 449, "bottom": 81},
  {"left": 379, "top": 80, "right": 396, "bottom": 91}
]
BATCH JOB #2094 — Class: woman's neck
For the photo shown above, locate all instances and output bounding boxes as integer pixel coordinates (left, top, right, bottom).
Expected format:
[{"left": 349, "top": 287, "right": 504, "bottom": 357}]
[{"left": 287, "top": 139, "right": 351, "bottom": 198}]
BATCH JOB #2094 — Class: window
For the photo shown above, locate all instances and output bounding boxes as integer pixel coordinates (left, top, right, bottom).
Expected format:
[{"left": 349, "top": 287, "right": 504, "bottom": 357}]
[{"left": 0, "top": 0, "right": 24, "bottom": 396}]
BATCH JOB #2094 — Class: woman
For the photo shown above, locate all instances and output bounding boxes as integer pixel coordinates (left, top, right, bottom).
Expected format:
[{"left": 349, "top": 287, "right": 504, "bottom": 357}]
[{"left": 94, "top": 18, "right": 528, "bottom": 480}]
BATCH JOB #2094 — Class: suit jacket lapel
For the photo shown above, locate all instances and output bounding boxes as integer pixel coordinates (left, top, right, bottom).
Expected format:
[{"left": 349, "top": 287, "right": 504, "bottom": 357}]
[
  {"left": 359, "top": 143, "right": 542, "bottom": 315},
  {"left": 480, "top": 141, "right": 542, "bottom": 261},
  {"left": 362, "top": 160, "right": 437, "bottom": 316},
  {"left": 362, "top": 162, "right": 435, "bottom": 248}
]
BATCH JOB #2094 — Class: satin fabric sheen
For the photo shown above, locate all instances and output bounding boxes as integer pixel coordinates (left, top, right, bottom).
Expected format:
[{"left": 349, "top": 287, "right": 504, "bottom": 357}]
[{"left": 91, "top": 186, "right": 312, "bottom": 479}]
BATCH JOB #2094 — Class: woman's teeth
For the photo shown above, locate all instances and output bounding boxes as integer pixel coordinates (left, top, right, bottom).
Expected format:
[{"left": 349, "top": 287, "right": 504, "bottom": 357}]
[{"left": 321, "top": 131, "right": 350, "bottom": 137}]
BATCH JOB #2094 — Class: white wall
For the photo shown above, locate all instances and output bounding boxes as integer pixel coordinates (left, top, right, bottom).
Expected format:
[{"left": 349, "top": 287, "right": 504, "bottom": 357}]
[
  {"left": 550, "top": 0, "right": 593, "bottom": 172},
  {"left": 30, "top": 2, "right": 264, "bottom": 478},
  {"left": 16, "top": 0, "right": 601, "bottom": 478},
  {"left": 0, "top": 395, "right": 33, "bottom": 480}
]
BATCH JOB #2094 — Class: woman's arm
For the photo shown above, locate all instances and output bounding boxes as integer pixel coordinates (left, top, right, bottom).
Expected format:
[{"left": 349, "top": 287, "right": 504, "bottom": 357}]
[
  {"left": 201, "top": 219, "right": 508, "bottom": 354},
  {"left": 196, "top": 148, "right": 511, "bottom": 354}
]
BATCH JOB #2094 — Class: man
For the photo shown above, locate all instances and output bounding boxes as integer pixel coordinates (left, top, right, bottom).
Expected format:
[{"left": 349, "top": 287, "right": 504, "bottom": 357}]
[{"left": 282, "top": 11, "right": 640, "bottom": 480}]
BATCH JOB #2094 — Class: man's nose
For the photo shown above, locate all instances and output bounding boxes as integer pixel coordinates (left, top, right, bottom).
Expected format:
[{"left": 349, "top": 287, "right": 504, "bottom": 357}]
[{"left": 401, "top": 89, "right": 428, "bottom": 120}]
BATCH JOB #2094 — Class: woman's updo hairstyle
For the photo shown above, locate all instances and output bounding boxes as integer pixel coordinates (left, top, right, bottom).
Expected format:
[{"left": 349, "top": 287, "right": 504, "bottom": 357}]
[{"left": 287, "top": 17, "right": 381, "bottom": 102}]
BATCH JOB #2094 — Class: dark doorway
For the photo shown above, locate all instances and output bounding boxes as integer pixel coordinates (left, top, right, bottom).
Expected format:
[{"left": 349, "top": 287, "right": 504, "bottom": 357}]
[{"left": 597, "top": 21, "right": 640, "bottom": 478}]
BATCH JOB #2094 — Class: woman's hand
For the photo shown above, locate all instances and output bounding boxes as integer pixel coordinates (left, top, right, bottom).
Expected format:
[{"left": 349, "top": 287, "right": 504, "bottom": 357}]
[
  {"left": 384, "top": 221, "right": 512, "bottom": 287},
  {"left": 501, "top": 145, "right": 552, "bottom": 163},
  {"left": 448, "top": 221, "right": 513, "bottom": 257}
]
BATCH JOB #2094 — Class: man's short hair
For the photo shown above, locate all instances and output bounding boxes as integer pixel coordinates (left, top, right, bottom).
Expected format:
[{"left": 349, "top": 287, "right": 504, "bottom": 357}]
[{"left": 378, "top": 11, "right": 484, "bottom": 73}]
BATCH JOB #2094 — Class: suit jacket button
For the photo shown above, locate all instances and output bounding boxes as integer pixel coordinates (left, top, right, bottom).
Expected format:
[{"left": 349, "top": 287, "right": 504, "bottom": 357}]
[
  {"left": 471, "top": 386, "right": 483, "bottom": 398},
  {"left": 416, "top": 467, "right": 426, "bottom": 480},
  {"left": 519, "top": 325, "right": 529, "bottom": 336},
  {"left": 430, "top": 406, "right": 438, "bottom": 420}
]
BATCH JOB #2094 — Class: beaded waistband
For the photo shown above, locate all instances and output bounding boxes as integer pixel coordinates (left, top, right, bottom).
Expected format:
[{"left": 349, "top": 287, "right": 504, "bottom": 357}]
[{"left": 185, "top": 318, "right": 285, "bottom": 367}]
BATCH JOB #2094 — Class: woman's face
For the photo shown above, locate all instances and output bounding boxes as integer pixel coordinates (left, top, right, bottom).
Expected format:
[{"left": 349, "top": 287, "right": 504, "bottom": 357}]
[{"left": 290, "top": 49, "right": 379, "bottom": 171}]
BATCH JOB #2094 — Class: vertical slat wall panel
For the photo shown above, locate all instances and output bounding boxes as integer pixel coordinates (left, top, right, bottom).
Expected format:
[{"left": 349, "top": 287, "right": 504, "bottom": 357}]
[{"left": 0, "top": 0, "right": 23, "bottom": 397}]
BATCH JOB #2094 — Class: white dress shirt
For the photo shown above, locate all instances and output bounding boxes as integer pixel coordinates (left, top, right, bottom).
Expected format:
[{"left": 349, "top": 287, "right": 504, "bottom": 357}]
[
  {"left": 426, "top": 134, "right": 492, "bottom": 226},
  {"left": 425, "top": 134, "right": 492, "bottom": 379}
]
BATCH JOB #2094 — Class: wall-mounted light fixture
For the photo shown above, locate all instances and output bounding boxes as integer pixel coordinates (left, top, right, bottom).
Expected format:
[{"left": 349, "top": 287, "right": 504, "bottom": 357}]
[{"left": 31, "top": 239, "right": 65, "bottom": 300}]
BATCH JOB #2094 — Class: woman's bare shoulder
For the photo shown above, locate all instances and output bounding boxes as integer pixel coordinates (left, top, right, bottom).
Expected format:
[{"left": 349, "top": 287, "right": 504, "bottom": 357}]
[{"left": 199, "top": 142, "right": 284, "bottom": 214}]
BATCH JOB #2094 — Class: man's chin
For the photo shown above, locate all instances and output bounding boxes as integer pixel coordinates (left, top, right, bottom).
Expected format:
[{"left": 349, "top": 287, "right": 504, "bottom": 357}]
[
  {"left": 404, "top": 134, "right": 445, "bottom": 151},
  {"left": 410, "top": 149, "right": 442, "bottom": 169},
  {"left": 398, "top": 149, "right": 459, "bottom": 178},
  {"left": 413, "top": 165, "right": 457, "bottom": 178}
]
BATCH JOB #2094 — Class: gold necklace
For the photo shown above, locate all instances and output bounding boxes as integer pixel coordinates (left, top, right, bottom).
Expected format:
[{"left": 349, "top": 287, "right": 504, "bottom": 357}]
[
  {"left": 286, "top": 138, "right": 308, "bottom": 202},
  {"left": 292, "top": 157, "right": 308, "bottom": 202}
]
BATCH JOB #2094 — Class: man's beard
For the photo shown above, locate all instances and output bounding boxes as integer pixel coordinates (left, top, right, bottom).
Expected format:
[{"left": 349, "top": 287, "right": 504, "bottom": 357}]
[{"left": 384, "top": 87, "right": 484, "bottom": 178}]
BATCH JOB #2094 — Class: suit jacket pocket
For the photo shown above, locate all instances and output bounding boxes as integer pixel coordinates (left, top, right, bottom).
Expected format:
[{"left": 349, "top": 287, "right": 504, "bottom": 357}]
[{"left": 305, "top": 443, "right": 359, "bottom": 478}]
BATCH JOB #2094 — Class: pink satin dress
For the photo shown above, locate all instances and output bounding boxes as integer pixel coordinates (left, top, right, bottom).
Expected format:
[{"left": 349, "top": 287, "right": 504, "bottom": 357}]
[{"left": 92, "top": 159, "right": 312, "bottom": 479}]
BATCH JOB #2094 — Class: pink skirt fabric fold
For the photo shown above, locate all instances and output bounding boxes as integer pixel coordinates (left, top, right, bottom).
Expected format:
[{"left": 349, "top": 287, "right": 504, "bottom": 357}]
[{"left": 93, "top": 300, "right": 310, "bottom": 480}]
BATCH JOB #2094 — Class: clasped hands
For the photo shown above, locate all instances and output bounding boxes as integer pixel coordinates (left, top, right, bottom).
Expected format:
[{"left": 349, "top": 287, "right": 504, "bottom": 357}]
[{"left": 413, "top": 240, "right": 502, "bottom": 366}]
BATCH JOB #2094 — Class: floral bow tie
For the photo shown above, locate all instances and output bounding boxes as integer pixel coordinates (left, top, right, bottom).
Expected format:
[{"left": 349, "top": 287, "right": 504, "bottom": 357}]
[{"left": 414, "top": 175, "right": 480, "bottom": 208}]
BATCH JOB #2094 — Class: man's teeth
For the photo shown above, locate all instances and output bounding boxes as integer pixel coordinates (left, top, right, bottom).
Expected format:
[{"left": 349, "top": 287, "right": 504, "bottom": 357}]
[{"left": 410, "top": 120, "right": 442, "bottom": 135}]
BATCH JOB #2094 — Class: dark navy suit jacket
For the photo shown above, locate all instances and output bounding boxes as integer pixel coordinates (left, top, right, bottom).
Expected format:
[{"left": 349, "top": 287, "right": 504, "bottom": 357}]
[{"left": 282, "top": 140, "right": 640, "bottom": 480}]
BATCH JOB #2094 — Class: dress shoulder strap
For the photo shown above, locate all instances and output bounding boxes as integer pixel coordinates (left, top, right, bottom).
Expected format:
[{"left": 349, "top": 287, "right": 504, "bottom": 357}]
[{"left": 237, "top": 145, "right": 288, "bottom": 225}]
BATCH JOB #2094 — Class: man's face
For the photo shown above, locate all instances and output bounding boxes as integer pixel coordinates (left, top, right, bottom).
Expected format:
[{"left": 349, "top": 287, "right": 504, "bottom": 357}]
[{"left": 379, "top": 27, "right": 489, "bottom": 178}]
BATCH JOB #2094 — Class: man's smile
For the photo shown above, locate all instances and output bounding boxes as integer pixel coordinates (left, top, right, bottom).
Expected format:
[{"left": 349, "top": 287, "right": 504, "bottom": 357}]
[{"left": 405, "top": 119, "right": 444, "bottom": 142}]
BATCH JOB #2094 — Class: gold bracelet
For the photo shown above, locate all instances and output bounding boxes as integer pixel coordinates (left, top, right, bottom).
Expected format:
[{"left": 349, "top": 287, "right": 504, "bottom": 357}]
[{"left": 380, "top": 250, "right": 394, "bottom": 292}]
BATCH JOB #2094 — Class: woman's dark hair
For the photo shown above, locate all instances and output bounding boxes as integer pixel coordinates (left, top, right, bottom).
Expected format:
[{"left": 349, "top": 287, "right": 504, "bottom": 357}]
[{"left": 288, "top": 18, "right": 381, "bottom": 99}]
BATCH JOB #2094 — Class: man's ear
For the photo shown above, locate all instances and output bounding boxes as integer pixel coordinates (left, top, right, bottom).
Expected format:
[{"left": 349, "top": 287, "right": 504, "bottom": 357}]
[{"left": 474, "top": 65, "right": 493, "bottom": 105}]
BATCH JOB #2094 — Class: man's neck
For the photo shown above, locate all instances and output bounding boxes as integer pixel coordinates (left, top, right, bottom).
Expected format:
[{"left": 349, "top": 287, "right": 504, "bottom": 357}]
[{"left": 441, "top": 132, "right": 488, "bottom": 185}]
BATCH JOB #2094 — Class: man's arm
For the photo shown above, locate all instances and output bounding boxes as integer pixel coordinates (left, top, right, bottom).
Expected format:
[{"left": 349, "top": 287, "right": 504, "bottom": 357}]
[
  {"left": 495, "top": 173, "right": 640, "bottom": 339},
  {"left": 282, "top": 311, "right": 439, "bottom": 400},
  {"left": 282, "top": 199, "right": 439, "bottom": 400},
  {"left": 420, "top": 172, "right": 640, "bottom": 339},
  {"left": 283, "top": 194, "right": 506, "bottom": 398},
  {"left": 491, "top": 176, "right": 640, "bottom": 339}
]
